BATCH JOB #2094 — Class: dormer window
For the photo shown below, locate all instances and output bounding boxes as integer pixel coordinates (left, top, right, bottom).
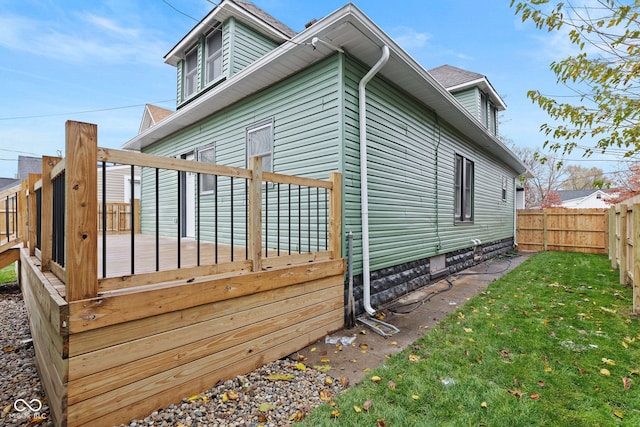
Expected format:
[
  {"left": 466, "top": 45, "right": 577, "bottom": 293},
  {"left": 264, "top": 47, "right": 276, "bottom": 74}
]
[
  {"left": 205, "top": 29, "right": 223, "bottom": 84},
  {"left": 184, "top": 46, "right": 198, "bottom": 98}
]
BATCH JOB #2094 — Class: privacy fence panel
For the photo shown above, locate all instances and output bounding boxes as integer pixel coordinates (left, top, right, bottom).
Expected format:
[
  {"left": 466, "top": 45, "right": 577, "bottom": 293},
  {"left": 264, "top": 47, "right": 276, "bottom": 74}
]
[{"left": 516, "top": 208, "right": 608, "bottom": 254}]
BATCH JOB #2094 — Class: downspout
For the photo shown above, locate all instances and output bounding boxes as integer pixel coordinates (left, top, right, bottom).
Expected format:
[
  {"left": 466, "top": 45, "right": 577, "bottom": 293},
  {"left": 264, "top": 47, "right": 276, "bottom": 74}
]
[
  {"left": 513, "top": 177, "right": 518, "bottom": 247},
  {"left": 360, "top": 45, "right": 390, "bottom": 316}
]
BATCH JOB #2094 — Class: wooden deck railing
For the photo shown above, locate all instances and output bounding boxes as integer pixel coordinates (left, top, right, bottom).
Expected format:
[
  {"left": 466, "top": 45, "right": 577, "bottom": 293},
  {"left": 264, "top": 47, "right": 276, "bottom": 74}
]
[
  {"left": 29, "top": 120, "right": 342, "bottom": 302},
  {"left": 0, "top": 181, "right": 27, "bottom": 268}
]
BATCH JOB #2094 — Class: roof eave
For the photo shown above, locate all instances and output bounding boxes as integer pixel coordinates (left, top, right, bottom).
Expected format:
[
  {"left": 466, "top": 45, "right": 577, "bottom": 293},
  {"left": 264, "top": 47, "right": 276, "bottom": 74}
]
[
  {"left": 164, "top": 0, "right": 293, "bottom": 67},
  {"left": 126, "top": 3, "right": 527, "bottom": 176}
]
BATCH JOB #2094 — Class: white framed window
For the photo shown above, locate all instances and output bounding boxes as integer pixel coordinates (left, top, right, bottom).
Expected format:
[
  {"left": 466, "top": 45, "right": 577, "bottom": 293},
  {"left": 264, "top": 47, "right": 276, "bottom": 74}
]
[
  {"left": 205, "top": 29, "right": 223, "bottom": 84},
  {"left": 198, "top": 144, "right": 216, "bottom": 194},
  {"left": 246, "top": 120, "right": 273, "bottom": 173},
  {"left": 455, "top": 154, "right": 474, "bottom": 222},
  {"left": 502, "top": 176, "right": 508, "bottom": 202},
  {"left": 480, "top": 92, "right": 488, "bottom": 127},
  {"left": 124, "top": 176, "right": 141, "bottom": 203},
  {"left": 184, "top": 45, "right": 198, "bottom": 98}
]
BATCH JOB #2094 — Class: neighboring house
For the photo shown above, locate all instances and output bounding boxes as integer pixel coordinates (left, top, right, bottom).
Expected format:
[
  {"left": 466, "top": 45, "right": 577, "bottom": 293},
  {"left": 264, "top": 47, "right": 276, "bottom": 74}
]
[
  {"left": 139, "top": 104, "right": 174, "bottom": 134},
  {"left": 123, "top": 1, "right": 527, "bottom": 314},
  {"left": 557, "top": 189, "right": 612, "bottom": 209},
  {"left": 97, "top": 165, "right": 141, "bottom": 202},
  {"left": 0, "top": 155, "right": 41, "bottom": 192}
]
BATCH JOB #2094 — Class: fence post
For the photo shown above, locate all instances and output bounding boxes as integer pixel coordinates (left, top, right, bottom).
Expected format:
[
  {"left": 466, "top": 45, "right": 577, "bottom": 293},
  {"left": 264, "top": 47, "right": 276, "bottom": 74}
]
[
  {"left": 40, "top": 156, "right": 61, "bottom": 272},
  {"left": 609, "top": 206, "right": 616, "bottom": 269},
  {"left": 65, "top": 121, "right": 98, "bottom": 301},
  {"left": 543, "top": 210, "right": 548, "bottom": 251},
  {"left": 634, "top": 204, "right": 640, "bottom": 314},
  {"left": 329, "top": 172, "right": 342, "bottom": 259},
  {"left": 619, "top": 204, "right": 628, "bottom": 285},
  {"left": 248, "top": 156, "right": 262, "bottom": 272}
]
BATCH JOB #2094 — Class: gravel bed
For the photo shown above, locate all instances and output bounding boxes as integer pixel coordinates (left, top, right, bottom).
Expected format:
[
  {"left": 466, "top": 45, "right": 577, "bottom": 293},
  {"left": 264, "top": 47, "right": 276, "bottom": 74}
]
[
  {"left": 0, "top": 282, "right": 52, "bottom": 426},
  {"left": 0, "top": 282, "right": 345, "bottom": 426}
]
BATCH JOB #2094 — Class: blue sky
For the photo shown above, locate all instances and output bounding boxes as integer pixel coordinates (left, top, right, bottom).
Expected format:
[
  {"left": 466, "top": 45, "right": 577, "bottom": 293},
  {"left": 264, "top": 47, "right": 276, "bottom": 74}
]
[{"left": 0, "top": 0, "right": 631, "bottom": 179}]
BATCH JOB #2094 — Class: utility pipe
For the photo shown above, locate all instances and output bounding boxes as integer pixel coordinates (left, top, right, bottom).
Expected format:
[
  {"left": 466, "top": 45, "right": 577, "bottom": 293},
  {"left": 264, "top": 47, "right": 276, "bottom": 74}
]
[{"left": 359, "top": 45, "right": 390, "bottom": 316}]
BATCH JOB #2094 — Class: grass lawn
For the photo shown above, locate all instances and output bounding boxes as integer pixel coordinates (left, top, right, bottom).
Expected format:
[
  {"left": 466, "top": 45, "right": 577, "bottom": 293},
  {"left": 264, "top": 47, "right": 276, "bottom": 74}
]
[
  {"left": 301, "top": 252, "right": 640, "bottom": 426},
  {"left": 0, "top": 263, "right": 16, "bottom": 284}
]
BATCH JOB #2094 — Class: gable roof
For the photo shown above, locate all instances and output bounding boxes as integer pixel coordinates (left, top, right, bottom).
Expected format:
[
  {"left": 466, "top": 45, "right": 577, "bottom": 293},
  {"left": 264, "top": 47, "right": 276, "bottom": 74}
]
[
  {"left": 139, "top": 104, "right": 174, "bottom": 134},
  {"left": 164, "top": 0, "right": 296, "bottom": 66},
  {"left": 125, "top": 3, "right": 527, "bottom": 175},
  {"left": 429, "top": 64, "right": 506, "bottom": 110},
  {"left": 557, "top": 189, "right": 606, "bottom": 202}
]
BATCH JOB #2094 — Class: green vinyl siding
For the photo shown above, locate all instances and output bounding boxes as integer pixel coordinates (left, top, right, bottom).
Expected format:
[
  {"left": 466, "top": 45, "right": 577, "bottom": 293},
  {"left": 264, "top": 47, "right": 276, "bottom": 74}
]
[
  {"left": 229, "top": 18, "right": 280, "bottom": 76},
  {"left": 342, "top": 56, "right": 517, "bottom": 276},
  {"left": 452, "top": 88, "right": 479, "bottom": 119},
  {"left": 141, "top": 55, "right": 342, "bottom": 248}
]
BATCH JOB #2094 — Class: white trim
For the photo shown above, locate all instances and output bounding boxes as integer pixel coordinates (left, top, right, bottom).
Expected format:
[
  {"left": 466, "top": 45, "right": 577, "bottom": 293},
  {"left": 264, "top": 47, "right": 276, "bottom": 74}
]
[{"left": 164, "top": 0, "right": 292, "bottom": 66}]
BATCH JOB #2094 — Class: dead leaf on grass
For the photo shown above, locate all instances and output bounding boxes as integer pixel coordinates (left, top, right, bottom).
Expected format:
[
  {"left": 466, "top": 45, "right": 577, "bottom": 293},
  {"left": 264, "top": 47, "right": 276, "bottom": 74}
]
[
  {"left": 507, "top": 389, "right": 523, "bottom": 398},
  {"left": 377, "top": 419, "right": 387, "bottom": 427},
  {"left": 363, "top": 399, "right": 373, "bottom": 411},
  {"left": 529, "top": 393, "right": 540, "bottom": 400},
  {"left": 600, "top": 368, "right": 611, "bottom": 377},
  {"left": 387, "top": 381, "right": 397, "bottom": 390},
  {"left": 408, "top": 354, "right": 420, "bottom": 362},
  {"left": 622, "top": 377, "right": 631, "bottom": 389}
]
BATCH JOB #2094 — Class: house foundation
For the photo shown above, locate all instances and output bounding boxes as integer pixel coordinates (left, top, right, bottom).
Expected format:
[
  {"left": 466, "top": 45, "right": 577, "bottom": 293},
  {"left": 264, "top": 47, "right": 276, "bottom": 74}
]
[{"left": 348, "top": 237, "right": 514, "bottom": 315}]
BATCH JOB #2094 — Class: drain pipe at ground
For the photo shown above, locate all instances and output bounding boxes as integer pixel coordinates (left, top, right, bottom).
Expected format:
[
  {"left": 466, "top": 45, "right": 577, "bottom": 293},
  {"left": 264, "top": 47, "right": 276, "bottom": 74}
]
[{"left": 359, "top": 45, "right": 389, "bottom": 317}]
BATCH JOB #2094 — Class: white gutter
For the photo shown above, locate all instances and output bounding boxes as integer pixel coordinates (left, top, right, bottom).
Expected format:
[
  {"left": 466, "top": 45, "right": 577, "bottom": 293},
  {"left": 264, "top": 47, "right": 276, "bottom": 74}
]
[{"left": 360, "top": 45, "right": 389, "bottom": 316}]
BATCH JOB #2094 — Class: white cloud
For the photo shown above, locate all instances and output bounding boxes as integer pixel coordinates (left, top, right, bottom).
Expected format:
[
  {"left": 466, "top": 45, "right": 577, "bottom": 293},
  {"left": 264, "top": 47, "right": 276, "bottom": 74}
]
[
  {"left": 389, "top": 26, "right": 431, "bottom": 51},
  {"left": 0, "top": 13, "right": 166, "bottom": 66}
]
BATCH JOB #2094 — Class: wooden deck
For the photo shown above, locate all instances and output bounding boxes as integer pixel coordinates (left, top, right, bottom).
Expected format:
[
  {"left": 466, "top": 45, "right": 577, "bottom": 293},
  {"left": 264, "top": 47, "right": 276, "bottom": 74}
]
[
  {"left": 98, "top": 233, "right": 249, "bottom": 278},
  {"left": 15, "top": 122, "right": 345, "bottom": 427}
]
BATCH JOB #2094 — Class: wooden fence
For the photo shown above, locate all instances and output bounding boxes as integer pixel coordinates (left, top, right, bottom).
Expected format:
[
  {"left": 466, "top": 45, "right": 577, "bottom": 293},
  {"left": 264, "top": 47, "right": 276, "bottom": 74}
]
[
  {"left": 97, "top": 200, "right": 140, "bottom": 234},
  {"left": 608, "top": 203, "right": 640, "bottom": 313},
  {"left": 516, "top": 208, "right": 608, "bottom": 254}
]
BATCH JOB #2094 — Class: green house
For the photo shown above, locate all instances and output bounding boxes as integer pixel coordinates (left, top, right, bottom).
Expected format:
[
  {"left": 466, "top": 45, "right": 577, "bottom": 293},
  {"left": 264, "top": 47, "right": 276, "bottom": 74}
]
[{"left": 123, "top": 0, "right": 527, "bottom": 316}]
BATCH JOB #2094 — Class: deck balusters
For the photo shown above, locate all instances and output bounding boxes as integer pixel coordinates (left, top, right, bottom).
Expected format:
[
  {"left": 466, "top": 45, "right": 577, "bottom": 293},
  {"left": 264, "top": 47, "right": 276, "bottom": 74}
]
[
  {"left": 51, "top": 172, "right": 65, "bottom": 267},
  {"left": 130, "top": 164, "right": 135, "bottom": 275},
  {"left": 230, "top": 176, "right": 234, "bottom": 262},
  {"left": 265, "top": 180, "right": 268, "bottom": 258},
  {"left": 177, "top": 170, "right": 181, "bottom": 269},
  {"left": 197, "top": 172, "right": 201, "bottom": 266},
  {"left": 101, "top": 162, "right": 107, "bottom": 278},
  {"left": 35, "top": 189, "right": 41, "bottom": 251},
  {"left": 155, "top": 168, "right": 160, "bottom": 271}
]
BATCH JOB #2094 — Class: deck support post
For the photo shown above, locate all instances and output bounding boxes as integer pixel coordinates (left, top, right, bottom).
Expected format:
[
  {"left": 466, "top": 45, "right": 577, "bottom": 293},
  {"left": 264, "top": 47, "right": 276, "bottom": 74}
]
[
  {"left": 248, "top": 156, "right": 262, "bottom": 272},
  {"left": 65, "top": 120, "right": 98, "bottom": 301},
  {"left": 18, "top": 180, "right": 27, "bottom": 245},
  {"left": 41, "top": 156, "right": 61, "bottom": 272},
  {"left": 27, "top": 173, "right": 40, "bottom": 256},
  {"left": 329, "top": 172, "right": 342, "bottom": 259}
]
